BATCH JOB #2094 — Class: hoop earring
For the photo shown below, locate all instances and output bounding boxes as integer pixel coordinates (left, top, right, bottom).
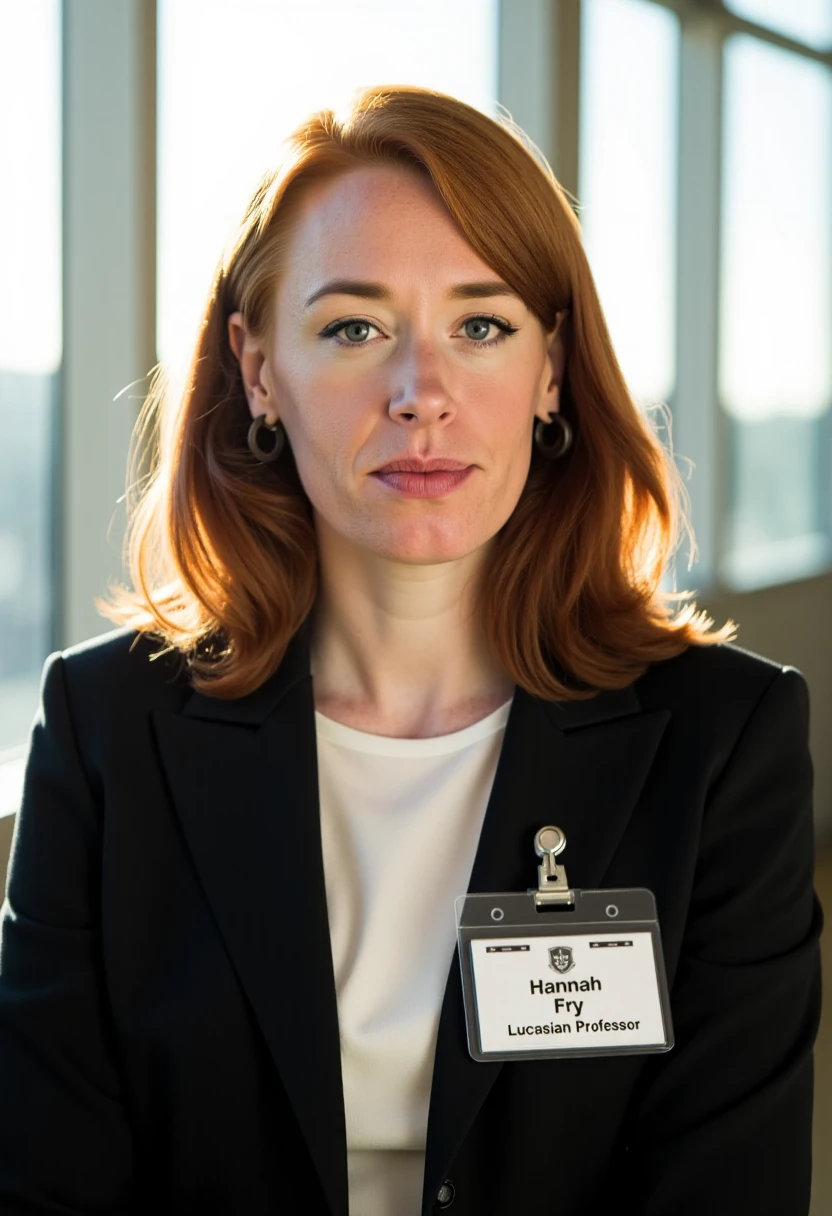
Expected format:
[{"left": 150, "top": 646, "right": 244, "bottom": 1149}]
[
  {"left": 247, "top": 414, "right": 285, "bottom": 463},
  {"left": 534, "top": 414, "right": 573, "bottom": 460}
]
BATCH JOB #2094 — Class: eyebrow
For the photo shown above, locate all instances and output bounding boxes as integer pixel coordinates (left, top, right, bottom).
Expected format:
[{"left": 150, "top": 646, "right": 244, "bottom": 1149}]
[{"left": 303, "top": 278, "right": 524, "bottom": 309}]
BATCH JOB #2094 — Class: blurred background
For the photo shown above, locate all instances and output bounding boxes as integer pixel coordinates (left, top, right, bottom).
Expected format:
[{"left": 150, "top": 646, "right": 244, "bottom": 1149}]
[{"left": 0, "top": 0, "right": 829, "bottom": 1205}]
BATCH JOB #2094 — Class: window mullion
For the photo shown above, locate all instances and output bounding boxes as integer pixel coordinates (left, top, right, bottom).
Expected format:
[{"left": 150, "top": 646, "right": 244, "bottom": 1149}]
[
  {"left": 497, "top": 0, "right": 582, "bottom": 199},
  {"left": 61, "top": 0, "right": 156, "bottom": 648},
  {"left": 672, "top": 9, "right": 725, "bottom": 589}
]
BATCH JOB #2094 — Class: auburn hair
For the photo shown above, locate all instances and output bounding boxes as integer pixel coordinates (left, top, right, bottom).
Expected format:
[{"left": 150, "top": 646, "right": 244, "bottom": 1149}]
[{"left": 98, "top": 84, "right": 734, "bottom": 700}]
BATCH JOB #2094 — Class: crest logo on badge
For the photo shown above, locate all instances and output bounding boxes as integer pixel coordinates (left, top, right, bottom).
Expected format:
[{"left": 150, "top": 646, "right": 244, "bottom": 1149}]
[{"left": 548, "top": 945, "right": 575, "bottom": 974}]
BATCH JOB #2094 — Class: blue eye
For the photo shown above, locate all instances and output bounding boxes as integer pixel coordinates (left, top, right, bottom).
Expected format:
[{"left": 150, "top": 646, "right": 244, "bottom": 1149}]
[
  {"left": 464, "top": 317, "right": 492, "bottom": 341},
  {"left": 338, "top": 320, "right": 375, "bottom": 343},
  {"left": 462, "top": 315, "right": 518, "bottom": 346},
  {"left": 318, "top": 318, "right": 381, "bottom": 345}
]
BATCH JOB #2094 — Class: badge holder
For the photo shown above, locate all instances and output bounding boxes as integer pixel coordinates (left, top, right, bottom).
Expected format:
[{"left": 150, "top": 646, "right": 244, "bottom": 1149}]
[{"left": 455, "top": 826, "right": 674, "bottom": 1062}]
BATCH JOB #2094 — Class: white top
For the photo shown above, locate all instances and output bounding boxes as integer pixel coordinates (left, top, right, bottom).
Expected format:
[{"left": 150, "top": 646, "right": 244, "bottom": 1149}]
[{"left": 315, "top": 697, "right": 513, "bottom": 1216}]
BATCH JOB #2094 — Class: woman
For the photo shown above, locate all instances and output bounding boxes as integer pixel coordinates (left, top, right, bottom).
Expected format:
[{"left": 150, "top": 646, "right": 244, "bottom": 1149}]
[{"left": 0, "top": 85, "right": 821, "bottom": 1215}]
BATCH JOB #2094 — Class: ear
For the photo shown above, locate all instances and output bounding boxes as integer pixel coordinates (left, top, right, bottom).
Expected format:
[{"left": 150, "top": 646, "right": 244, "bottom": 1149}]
[
  {"left": 534, "top": 309, "right": 571, "bottom": 425},
  {"left": 227, "top": 311, "right": 279, "bottom": 423}
]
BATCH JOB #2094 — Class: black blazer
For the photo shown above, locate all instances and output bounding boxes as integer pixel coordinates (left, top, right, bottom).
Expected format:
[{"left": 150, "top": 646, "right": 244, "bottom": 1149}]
[{"left": 0, "top": 621, "right": 822, "bottom": 1215}]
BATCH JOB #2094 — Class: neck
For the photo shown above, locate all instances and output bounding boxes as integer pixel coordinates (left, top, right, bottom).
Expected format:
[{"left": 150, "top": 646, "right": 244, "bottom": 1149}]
[{"left": 308, "top": 519, "right": 514, "bottom": 739}]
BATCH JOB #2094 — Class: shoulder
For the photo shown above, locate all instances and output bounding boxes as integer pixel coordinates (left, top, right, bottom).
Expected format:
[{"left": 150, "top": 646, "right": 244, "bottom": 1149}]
[
  {"left": 51, "top": 625, "right": 192, "bottom": 723},
  {"left": 637, "top": 639, "right": 805, "bottom": 718},
  {"left": 634, "top": 639, "right": 809, "bottom": 794},
  {"left": 26, "top": 627, "right": 193, "bottom": 798}
]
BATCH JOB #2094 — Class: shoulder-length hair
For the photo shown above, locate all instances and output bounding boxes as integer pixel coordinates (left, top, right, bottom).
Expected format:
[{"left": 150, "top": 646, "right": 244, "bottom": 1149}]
[{"left": 98, "top": 84, "right": 733, "bottom": 700}]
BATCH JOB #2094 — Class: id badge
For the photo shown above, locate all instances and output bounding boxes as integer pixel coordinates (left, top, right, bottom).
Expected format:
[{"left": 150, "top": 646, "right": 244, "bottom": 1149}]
[{"left": 455, "top": 826, "right": 674, "bottom": 1062}]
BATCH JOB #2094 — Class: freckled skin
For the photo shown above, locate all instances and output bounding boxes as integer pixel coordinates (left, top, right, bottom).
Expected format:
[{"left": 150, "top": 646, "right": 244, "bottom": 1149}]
[{"left": 230, "top": 164, "right": 564, "bottom": 567}]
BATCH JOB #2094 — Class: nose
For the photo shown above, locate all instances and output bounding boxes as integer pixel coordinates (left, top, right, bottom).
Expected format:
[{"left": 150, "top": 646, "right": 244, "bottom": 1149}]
[{"left": 387, "top": 336, "right": 456, "bottom": 429}]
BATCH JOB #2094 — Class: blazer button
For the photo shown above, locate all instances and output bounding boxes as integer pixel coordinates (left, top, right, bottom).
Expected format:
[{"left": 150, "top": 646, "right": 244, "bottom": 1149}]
[{"left": 436, "top": 1179, "right": 456, "bottom": 1208}]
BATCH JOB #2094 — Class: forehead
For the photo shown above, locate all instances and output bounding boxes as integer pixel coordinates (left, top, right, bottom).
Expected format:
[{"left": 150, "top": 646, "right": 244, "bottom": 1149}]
[{"left": 279, "top": 164, "right": 497, "bottom": 296}]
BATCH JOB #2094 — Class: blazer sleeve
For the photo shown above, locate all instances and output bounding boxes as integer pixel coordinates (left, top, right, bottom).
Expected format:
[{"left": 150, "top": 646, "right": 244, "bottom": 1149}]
[
  {"left": 0, "top": 651, "right": 135, "bottom": 1213},
  {"left": 620, "top": 666, "right": 824, "bottom": 1215}
]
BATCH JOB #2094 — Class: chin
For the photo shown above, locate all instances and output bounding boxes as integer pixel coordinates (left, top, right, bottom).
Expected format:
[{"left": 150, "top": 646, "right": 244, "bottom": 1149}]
[
  {"left": 316, "top": 501, "right": 505, "bottom": 564},
  {"left": 369, "top": 524, "right": 494, "bottom": 565}
]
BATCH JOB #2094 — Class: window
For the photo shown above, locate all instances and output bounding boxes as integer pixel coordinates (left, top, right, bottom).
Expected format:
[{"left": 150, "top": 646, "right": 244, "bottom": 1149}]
[
  {"left": 724, "top": 0, "right": 832, "bottom": 53},
  {"left": 718, "top": 34, "right": 832, "bottom": 588},
  {"left": 578, "top": 0, "right": 680, "bottom": 413},
  {"left": 0, "top": 0, "right": 61, "bottom": 761}
]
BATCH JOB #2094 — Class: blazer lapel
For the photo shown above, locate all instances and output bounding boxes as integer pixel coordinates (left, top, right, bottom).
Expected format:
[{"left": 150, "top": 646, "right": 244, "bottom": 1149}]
[
  {"left": 421, "top": 685, "right": 670, "bottom": 1209},
  {"left": 150, "top": 618, "right": 349, "bottom": 1216}
]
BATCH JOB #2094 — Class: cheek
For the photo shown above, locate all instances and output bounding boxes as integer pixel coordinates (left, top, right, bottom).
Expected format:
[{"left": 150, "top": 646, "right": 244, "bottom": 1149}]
[
  {"left": 272, "top": 358, "right": 340, "bottom": 447},
  {"left": 278, "top": 373, "right": 374, "bottom": 495},
  {"left": 464, "top": 368, "right": 538, "bottom": 447}
]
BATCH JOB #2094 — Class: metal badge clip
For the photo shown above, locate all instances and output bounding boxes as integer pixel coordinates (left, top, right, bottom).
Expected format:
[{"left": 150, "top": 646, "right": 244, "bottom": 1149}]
[{"left": 533, "top": 825, "right": 575, "bottom": 908}]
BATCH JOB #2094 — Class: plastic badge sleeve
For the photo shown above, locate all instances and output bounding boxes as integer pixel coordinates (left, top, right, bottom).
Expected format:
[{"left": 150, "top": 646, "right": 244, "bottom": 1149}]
[{"left": 455, "top": 888, "right": 675, "bottom": 1063}]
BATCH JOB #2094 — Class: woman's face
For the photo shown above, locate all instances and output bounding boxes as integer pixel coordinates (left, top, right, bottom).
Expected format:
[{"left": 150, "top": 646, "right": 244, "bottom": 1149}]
[{"left": 229, "top": 164, "right": 567, "bottom": 565}]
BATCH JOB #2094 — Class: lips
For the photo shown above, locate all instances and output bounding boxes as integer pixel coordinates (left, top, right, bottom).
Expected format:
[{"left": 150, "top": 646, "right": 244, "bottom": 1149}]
[
  {"left": 374, "top": 457, "right": 472, "bottom": 473},
  {"left": 371, "top": 464, "right": 475, "bottom": 498}
]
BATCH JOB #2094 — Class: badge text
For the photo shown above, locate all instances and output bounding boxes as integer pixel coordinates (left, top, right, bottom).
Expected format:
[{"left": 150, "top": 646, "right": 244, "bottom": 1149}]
[{"left": 529, "top": 976, "right": 602, "bottom": 995}]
